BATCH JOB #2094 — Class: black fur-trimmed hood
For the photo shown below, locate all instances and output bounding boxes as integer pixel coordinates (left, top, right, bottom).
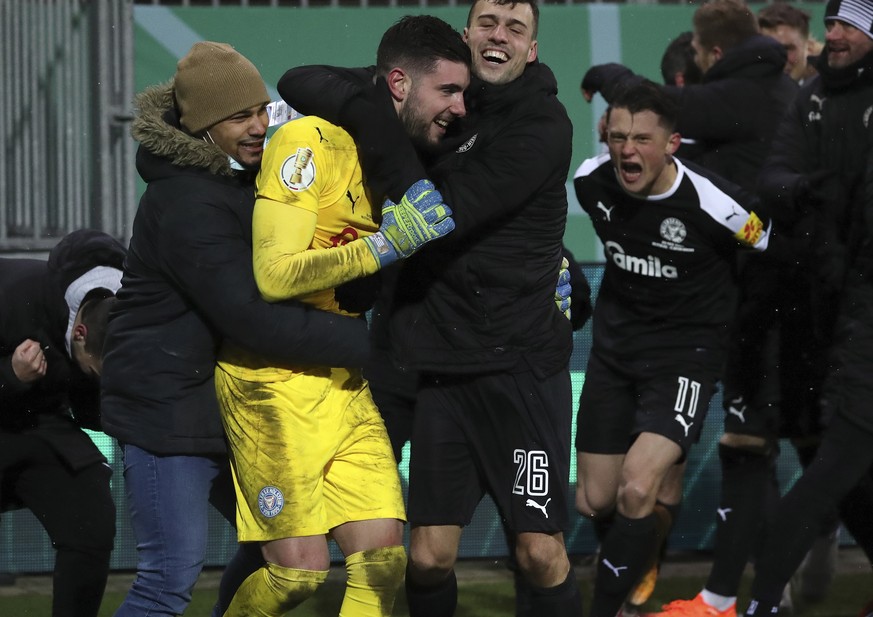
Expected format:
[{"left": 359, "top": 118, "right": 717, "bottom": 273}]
[{"left": 131, "top": 81, "right": 235, "bottom": 177}]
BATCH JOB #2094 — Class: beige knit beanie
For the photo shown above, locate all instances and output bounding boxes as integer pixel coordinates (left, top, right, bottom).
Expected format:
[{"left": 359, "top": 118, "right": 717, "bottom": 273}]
[{"left": 174, "top": 41, "right": 270, "bottom": 134}]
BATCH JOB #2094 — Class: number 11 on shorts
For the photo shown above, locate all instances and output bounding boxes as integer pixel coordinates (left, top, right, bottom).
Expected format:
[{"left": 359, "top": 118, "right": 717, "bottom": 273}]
[{"left": 674, "top": 376, "right": 701, "bottom": 417}]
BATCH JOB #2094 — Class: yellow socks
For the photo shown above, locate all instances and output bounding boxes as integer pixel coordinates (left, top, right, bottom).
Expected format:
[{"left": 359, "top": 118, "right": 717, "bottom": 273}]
[
  {"left": 223, "top": 562, "right": 328, "bottom": 617},
  {"left": 339, "top": 545, "right": 407, "bottom": 617}
]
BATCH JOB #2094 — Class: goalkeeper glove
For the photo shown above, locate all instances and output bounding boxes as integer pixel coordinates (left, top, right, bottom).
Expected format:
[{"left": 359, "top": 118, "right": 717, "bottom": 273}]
[
  {"left": 555, "top": 257, "right": 572, "bottom": 320},
  {"left": 364, "top": 179, "right": 455, "bottom": 268}
]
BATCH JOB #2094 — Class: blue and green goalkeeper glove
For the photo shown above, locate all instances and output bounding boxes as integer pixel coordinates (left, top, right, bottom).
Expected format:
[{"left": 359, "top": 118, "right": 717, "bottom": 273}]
[
  {"left": 555, "top": 257, "right": 572, "bottom": 320},
  {"left": 364, "top": 179, "right": 455, "bottom": 267}
]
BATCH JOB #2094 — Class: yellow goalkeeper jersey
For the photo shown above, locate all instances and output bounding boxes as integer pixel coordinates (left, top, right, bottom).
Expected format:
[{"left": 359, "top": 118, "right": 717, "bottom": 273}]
[{"left": 218, "top": 116, "right": 379, "bottom": 379}]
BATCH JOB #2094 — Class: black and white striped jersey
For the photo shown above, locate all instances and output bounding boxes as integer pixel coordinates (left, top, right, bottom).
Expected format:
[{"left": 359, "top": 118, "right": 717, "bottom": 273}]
[{"left": 574, "top": 154, "right": 770, "bottom": 356}]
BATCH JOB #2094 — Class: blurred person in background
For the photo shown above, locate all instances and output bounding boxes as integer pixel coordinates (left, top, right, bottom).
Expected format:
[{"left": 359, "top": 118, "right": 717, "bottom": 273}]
[{"left": 1, "top": 229, "right": 123, "bottom": 617}]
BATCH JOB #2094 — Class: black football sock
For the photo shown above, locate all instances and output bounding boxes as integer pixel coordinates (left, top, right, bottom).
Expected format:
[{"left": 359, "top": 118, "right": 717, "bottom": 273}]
[
  {"left": 405, "top": 567, "right": 458, "bottom": 617},
  {"left": 744, "top": 597, "right": 781, "bottom": 615},
  {"left": 529, "top": 569, "right": 584, "bottom": 617},
  {"left": 706, "top": 444, "right": 774, "bottom": 597},
  {"left": 590, "top": 512, "right": 657, "bottom": 617}
]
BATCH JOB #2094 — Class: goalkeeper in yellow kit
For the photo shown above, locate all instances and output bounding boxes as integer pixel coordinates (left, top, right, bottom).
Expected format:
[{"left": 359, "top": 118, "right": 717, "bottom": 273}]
[{"left": 215, "top": 16, "right": 471, "bottom": 617}]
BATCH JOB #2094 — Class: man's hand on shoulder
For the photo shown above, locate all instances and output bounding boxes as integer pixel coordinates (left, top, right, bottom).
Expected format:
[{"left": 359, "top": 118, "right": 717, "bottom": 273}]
[
  {"left": 12, "top": 339, "right": 47, "bottom": 384},
  {"left": 363, "top": 179, "right": 455, "bottom": 268}
]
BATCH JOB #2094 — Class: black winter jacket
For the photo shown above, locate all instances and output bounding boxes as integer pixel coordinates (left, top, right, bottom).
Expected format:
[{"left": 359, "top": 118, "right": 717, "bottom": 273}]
[
  {"left": 391, "top": 64, "right": 574, "bottom": 376},
  {"left": 757, "top": 51, "right": 873, "bottom": 433},
  {"left": 583, "top": 35, "right": 797, "bottom": 192},
  {"left": 100, "top": 83, "right": 370, "bottom": 456},
  {"left": 758, "top": 52, "right": 873, "bottom": 294},
  {"left": 1, "top": 230, "right": 124, "bottom": 470},
  {"left": 759, "top": 51, "right": 873, "bottom": 244}
]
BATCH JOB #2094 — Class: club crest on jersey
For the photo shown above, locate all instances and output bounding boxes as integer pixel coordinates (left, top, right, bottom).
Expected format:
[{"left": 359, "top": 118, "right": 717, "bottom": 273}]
[
  {"left": 605, "top": 241, "right": 678, "bottom": 279},
  {"left": 258, "top": 486, "right": 284, "bottom": 518},
  {"left": 660, "top": 218, "right": 686, "bottom": 243},
  {"left": 456, "top": 134, "right": 478, "bottom": 153},
  {"left": 653, "top": 217, "right": 694, "bottom": 253},
  {"left": 280, "top": 147, "right": 316, "bottom": 191},
  {"left": 735, "top": 212, "right": 764, "bottom": 246}
]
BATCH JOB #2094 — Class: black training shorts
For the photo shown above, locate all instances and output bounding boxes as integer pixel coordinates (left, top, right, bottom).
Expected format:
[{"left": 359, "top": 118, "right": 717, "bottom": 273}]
[
  {"left": 576, "top": 346, "right": 723, "bottom": 458},
  {"left": 407, "top": 368, "right": 572, "bottom": 534}
]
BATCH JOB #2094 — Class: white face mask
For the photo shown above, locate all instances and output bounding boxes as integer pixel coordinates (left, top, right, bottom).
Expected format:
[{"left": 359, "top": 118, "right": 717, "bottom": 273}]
[{"left": 226, "top": 136, "right": 272, "bottom": 171}]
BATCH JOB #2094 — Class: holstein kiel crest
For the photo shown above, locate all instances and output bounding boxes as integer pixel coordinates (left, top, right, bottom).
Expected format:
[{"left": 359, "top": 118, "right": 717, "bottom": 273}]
[
  {"left": 258, "top": 486, "right": 284, "bottom": 518},
  {"left": 660, "top": 217, "right": 686, "bottom": 243}
]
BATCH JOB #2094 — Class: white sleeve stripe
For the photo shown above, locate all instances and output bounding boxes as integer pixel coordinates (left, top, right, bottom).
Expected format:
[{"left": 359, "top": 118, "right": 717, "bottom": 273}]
[
  {"left": 685, "top": 167, "right": 769, "bottom": 251},
  {"left": 574, "top": 153, "right": 610, "bottom": 180}
]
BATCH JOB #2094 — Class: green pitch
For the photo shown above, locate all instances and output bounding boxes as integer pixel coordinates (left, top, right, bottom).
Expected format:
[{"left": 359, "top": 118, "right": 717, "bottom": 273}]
[{"left": 1, "top": 561, "right": 870, "bottom": 617}]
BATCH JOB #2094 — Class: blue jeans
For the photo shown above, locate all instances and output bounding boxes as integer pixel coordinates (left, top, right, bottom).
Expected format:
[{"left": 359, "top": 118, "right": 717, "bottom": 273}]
[{"left": 113, "top": 444, "right": 239, "bottom": 617}]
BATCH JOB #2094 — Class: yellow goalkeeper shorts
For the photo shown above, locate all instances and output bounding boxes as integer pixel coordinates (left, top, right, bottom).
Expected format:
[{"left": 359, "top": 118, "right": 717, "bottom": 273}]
[{"left": 215, "top": 365, "right": 406, "bottom": 541}]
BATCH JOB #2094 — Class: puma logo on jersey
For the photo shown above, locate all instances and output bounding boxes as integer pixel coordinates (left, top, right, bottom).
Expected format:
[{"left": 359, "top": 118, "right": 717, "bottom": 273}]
[
  {"left": 602, "top": 559, "right": 628, "bottom": 577},
  {"left": 525, "top": 498, "right": 551, "bottom": 518},
  {"left": 727, "top": 397, "right": 746, "bottom": 423},
  {"left": 596, "top": 201, "right": 614, "bottom": 221},
  {"left": 725, "top": 203, "right": 742, "bottom": 222},
  {"left": 315, "top": 127, "right": 328, "bottom": 143},
  {"left": 605, "top": 241, "right": 678, "bottom": 279},
  {"left": 346, "top": 190, "right": 360, "bottom": 212},
  {"left": 717, "top": 507, "right": 732, "bottom": 522},
  {"left": 674, "top": 414, "right": 693, "bottom": 437}
]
